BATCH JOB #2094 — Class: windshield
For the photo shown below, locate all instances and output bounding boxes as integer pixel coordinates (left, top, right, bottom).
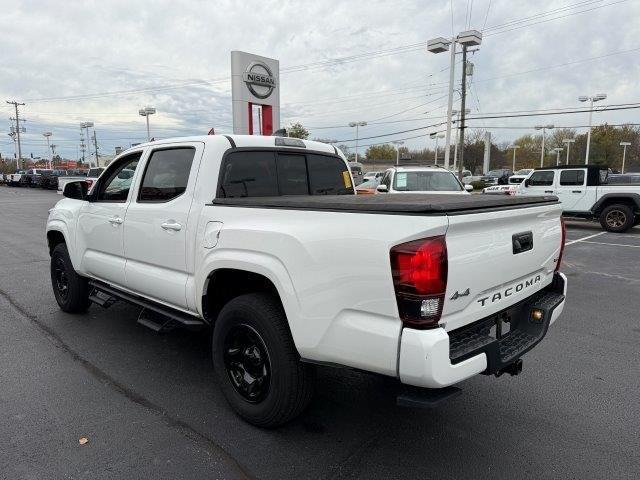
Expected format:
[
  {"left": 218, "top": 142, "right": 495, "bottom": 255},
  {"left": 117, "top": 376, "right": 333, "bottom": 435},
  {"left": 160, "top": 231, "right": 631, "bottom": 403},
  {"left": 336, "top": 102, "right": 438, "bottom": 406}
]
[
  {"left": 515, "top": 169, "right": 532, "bottom": 175},
  {"left": 393, "top": 170, "right": 462, "bottom": 192},
  {"left": 487, "top": 170, "right": 503, "bottom": 176}
]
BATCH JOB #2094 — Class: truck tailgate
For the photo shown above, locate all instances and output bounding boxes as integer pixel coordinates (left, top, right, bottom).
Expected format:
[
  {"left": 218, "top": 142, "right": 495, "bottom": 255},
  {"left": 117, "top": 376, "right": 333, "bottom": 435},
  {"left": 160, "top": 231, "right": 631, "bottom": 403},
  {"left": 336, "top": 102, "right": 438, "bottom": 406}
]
[{"left": 442, "top": 203, "right": 563, "bottom": 331}]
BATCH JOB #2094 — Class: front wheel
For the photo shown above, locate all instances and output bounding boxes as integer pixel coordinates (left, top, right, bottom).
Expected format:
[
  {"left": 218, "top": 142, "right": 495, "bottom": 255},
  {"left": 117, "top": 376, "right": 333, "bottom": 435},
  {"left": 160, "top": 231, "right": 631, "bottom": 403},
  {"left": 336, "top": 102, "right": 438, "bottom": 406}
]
[
  {"left": 50, "top": 243, "right": 90, "bottom": 313},
  {"left": 599, "top": 204, "right": 634, "bottom": 233},
  {"left": 212, "top": 293, "right": 314, "bottom": 427}
]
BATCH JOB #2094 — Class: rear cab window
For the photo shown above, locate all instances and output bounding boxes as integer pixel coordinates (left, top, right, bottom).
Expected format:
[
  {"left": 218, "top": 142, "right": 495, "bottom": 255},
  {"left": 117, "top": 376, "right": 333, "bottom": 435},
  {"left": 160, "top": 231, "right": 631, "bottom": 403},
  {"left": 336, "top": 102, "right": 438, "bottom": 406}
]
[
  {"left": 559, "top": 169, "right": 585, "bottom": 186},
  {"left": 218, "top": 150, "right": 353, "bottom": 198}
]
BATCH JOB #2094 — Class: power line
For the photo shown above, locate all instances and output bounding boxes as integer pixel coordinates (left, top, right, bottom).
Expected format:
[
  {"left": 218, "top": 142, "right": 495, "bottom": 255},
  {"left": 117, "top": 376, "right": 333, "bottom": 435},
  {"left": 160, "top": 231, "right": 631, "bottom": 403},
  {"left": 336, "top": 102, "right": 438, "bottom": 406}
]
[
  {"left": 485, "top": 0, "right": 627, "bottom": 36},
  {"left": 332, "top": 104, "right": 640, "bottom": 143}
]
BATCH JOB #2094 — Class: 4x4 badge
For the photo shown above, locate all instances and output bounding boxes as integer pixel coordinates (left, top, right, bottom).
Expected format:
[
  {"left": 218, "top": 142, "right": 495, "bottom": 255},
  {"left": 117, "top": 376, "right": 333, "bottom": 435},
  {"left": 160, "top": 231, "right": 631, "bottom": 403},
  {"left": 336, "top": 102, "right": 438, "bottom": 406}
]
[{"left": 450, "top": 288, "right": 470, "bottom": 300}]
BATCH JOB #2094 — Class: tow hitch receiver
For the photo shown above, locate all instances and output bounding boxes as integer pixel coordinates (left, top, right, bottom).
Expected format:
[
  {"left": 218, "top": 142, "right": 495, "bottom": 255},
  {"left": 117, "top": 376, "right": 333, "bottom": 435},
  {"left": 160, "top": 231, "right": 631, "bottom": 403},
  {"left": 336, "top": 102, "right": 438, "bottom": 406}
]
[{"left": 496, "top": 359, "right": 523, "bottom": 377}]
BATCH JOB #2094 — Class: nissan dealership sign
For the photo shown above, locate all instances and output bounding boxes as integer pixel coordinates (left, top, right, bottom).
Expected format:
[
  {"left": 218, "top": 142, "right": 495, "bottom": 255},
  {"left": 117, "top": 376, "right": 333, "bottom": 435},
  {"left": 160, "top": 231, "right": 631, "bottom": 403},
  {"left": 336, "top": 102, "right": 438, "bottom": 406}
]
[
  {"left": 231, "top": 51, "right": 280, "bottom": 135},
  {"left": 242, "top": 61, "right": 276, "bottom": 99}
]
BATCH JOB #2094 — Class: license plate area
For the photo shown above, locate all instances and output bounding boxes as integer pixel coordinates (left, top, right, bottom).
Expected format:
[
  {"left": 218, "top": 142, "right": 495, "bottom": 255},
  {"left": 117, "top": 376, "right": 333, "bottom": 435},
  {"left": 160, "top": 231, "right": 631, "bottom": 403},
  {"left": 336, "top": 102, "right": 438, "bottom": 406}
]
[{"left": 488, "top": 311, "right": 512, "bottom": 340}]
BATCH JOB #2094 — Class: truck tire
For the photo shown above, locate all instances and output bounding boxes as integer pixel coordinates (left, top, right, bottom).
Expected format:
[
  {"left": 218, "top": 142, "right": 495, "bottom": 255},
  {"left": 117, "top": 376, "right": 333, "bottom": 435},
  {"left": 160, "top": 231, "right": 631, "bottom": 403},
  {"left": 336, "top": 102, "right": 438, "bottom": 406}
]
[
  {"left": 50, "top": 243, "right": 90, "bottom": 313},
  {"left": 212, "top": 293, "right": 314, "bottom": 427},
  {"left": 599, "top": 204, "right": 634, "bottom": 233}
]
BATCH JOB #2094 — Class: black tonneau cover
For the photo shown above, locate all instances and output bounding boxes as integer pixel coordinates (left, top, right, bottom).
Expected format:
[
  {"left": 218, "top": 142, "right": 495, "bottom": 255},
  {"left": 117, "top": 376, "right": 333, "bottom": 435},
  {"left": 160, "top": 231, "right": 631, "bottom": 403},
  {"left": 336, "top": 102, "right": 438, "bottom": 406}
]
[{"left": 212, "top": 194, "right": 558, "bottom": 215}]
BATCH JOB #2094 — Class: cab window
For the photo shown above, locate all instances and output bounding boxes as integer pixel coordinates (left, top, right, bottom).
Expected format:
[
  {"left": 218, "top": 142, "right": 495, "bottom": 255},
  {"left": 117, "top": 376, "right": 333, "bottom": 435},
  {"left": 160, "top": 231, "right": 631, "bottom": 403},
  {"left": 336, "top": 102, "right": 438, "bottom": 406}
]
[
  {"left": 138, "top": 148, "right": 195, "bottom": 202},
  {"left": 528, "top": 171, "right": 555, "bottom": 186},
  {"left": 559, "top": 170, "right": 585, "bottom": 186},
  {"left": 95, "top": 152, "right": 142, "bottom": 202}
]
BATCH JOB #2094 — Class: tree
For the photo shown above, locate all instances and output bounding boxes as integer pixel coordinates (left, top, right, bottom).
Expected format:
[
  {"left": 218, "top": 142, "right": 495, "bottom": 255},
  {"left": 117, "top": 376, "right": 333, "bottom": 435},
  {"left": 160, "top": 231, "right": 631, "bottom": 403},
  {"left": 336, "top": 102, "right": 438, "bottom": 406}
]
[
  {"left": 365, "top": 144, "right": 396, "bottom": 161},
  {"left": 288, "top": 122, "right": 309, "bottom": 139}
]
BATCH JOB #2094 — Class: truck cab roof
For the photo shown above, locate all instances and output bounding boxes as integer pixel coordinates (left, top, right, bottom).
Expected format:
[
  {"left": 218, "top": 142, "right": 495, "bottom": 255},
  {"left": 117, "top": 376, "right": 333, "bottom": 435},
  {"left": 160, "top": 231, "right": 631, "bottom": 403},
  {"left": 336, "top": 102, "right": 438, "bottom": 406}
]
[{"left": 127, "top": 134, "right": 341, "bottom": 157}]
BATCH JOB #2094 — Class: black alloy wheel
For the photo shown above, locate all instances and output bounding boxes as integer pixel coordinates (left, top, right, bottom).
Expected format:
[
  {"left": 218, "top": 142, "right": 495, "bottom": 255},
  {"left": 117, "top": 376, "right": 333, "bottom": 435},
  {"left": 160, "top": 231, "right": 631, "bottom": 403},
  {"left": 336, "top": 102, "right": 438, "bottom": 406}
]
[
  {"left": 223, "top": 324, "right": 271, "bottom": 403},
  {"left": 53, "top": 256, "right": 70, "bottom": 301}
]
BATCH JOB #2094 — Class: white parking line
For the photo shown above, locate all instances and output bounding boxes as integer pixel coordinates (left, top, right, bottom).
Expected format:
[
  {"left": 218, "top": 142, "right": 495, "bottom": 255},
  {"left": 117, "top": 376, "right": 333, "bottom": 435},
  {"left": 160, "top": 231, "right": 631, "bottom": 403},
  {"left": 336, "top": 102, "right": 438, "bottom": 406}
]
[
  {"left": 581, "top": 240, "right": 640, "bottom": 248},
  {"left": 565, "top": 231, "right": 606, "bottom": 246}
]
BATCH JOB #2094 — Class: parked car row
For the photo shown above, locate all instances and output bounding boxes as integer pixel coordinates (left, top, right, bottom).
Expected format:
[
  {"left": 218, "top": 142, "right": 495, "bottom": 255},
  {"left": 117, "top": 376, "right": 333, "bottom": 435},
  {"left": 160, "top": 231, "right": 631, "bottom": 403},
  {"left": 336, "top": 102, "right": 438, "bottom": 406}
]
[{"left": 2, "top": 167, "right": 105, "bottom": 191}]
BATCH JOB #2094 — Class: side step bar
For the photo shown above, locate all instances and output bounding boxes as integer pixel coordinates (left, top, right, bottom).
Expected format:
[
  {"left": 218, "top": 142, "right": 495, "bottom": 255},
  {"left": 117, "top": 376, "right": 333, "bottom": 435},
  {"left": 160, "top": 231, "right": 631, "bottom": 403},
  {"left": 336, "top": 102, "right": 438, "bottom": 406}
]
[{"left": 88, "top": 280, "right": 206, "bottom": 333}]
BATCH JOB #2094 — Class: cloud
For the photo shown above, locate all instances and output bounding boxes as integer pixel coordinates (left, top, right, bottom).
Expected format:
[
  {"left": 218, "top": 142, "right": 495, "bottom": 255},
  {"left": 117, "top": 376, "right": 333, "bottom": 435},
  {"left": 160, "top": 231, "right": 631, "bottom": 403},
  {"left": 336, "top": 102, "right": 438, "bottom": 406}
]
[{"left": 1, "top": 0, "right": 639, "bottom": 159}]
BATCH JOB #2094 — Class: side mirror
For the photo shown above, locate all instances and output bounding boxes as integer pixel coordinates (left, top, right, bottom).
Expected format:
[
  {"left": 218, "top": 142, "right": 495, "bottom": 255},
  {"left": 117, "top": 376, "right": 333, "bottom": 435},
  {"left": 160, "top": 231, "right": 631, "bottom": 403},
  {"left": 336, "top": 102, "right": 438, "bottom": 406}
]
[
  {"left": 63, "top": 181, "right": 89, "bottom": 200},
  {"left": 376, "top": 184, "right": 389, "bottom": 193},
  {"left": 524, "top": 179, "right": 531, "bottom": 187},
  {"left": 464, "top": 184, "right": 474, "bottom": 192}
]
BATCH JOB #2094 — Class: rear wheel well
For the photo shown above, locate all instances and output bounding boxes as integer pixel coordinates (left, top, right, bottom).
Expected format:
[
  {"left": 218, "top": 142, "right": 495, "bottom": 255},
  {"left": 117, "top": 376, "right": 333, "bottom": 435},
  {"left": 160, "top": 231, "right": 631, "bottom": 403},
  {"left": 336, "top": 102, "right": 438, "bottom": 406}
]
[
  {"left": 594, "top": 197, "right": 638, "bottom": 215},
  {"left": 47, "top": 231, "right": 66, "bottom": 256},
  {"left": 202, "top": 269, "right": 282, "bottom": 325}
]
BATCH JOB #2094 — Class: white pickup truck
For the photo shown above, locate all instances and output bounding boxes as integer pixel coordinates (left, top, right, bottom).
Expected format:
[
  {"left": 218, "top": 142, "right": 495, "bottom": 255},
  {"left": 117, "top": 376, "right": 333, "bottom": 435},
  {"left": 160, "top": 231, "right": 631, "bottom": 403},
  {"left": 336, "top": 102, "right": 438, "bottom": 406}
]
[
  {"left": 46, "top": 135, "right": 567, "bottom": 426},
  {"left": 517, "top": 165, "right": 640, "bottom": 232}
]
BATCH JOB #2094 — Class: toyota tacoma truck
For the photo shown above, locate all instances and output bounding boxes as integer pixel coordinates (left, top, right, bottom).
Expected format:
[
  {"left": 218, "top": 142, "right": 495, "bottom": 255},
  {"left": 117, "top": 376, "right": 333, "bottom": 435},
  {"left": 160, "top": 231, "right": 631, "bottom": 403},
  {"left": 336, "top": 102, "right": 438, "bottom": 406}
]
[
  {"left": 46, "top": 134, "right": 567, "bottom": 427},
  {"left": 517, "top": 164, "right": 640, "bottom": 232}
]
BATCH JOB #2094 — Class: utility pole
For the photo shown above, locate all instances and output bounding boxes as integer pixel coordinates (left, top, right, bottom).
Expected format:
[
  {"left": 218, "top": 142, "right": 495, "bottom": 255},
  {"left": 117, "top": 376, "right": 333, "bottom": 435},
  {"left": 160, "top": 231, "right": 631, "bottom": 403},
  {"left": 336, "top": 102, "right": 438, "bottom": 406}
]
[
  {"left": 457, "top": 46, "right": 468, "bottom": 181},
  {"left": 93, "top": 129, "right": 99, "bottom": 167},
  {"left": 7, "top": 100, "right": 25, "bottom": 168}
]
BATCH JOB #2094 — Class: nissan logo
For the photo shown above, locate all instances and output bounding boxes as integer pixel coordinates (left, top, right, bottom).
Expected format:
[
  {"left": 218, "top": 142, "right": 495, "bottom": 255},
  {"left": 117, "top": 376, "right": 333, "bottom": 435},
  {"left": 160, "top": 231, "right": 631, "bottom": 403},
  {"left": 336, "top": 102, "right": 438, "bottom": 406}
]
[{"left": 242, "top": 61, "right": 276, "bottom": 99}]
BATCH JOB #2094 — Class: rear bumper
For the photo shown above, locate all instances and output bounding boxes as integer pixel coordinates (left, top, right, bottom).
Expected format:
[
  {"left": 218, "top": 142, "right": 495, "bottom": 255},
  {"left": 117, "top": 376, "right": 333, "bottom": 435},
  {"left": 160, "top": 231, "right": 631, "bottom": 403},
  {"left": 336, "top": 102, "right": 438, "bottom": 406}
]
[{"left": 398, "top": 272, "right": 567, "bottom": 388}]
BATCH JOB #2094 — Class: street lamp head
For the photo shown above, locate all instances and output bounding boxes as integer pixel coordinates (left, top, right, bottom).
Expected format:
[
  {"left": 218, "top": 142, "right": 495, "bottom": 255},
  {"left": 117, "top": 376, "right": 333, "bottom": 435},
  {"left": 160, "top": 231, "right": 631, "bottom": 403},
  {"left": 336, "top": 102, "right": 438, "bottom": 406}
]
[
  {"left": 457, "top": 30, "right": 482, "bottom": 47},
  {"left": 84, "top": 121, "right": 94, "bottom": 128},
  {"left": 144, "top": 107, "right": 156, "bottom": 114},
  {"left": 578, "top": 96, "right": 589, "bottom": 102},
  {"left": 563, "top": 138, "right": 576, "bottom": 144},
  {"left": 43, "top": 132, "right": 52, "bottom": 137},
  {"left": 427, "top": 37, "right": 451, "bottom": 53},
  {"left": 508, "top": 145, "right": 520, "bottom": 149},
  {"left": 534, "top": 125, "right": 543, "bottom": 130},
  {"left": 594, "top": 93, "right": 607, "bottom": 101},
  {"left": 546, "top": 125, "right": 554, "bottom": 129},
  {"left": 139, "top": 109, "right": 147, "bottom": 117},
  {"left": 553, "top": 147, "right": 563, "bottom": 152},
  {"left": 620, "top": 141, "right": 631, "bottom": 146}
]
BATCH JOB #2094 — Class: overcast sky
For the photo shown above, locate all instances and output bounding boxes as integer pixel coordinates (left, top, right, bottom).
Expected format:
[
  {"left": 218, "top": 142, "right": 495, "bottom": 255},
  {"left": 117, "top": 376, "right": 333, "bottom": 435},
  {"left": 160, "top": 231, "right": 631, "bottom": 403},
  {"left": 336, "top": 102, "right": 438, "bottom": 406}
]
[{"left": 1, "top": 0, "right": 639, "bottom": 160}]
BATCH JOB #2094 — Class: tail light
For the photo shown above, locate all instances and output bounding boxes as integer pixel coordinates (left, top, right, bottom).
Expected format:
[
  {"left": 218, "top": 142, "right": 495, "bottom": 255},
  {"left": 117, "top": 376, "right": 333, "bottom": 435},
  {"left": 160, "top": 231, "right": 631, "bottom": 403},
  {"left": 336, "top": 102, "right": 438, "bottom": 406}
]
[
  {"left": 555, "top": 217, "right": 566, "bottom": 272},
  {"left": 390, "top": 236, "right": 448, "bottom": 329}
]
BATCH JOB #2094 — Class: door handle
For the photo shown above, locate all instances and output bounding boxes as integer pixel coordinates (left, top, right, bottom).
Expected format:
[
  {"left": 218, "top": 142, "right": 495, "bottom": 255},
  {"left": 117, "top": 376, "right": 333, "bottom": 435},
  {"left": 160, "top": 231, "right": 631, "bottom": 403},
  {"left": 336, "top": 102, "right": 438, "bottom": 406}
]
[
  {"left": 108, "top": 216, "right": 123, "bottom": 225},
  {"left": 572, "top": 190, "right": 582, "bottom": 193},
  {"left": 544, "top": 190, "right": 554, "bottom": 194},
  {"left": 161, "top": 221, "right": 182, "bottom": 232}
]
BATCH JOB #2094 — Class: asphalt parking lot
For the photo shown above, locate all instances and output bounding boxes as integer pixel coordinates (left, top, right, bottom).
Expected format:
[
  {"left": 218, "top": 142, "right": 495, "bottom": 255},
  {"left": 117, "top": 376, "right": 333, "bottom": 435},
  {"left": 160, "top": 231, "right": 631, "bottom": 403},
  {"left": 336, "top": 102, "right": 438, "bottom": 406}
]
[{"left": 1, "top": 186, "right": 639, "bottom": 480}]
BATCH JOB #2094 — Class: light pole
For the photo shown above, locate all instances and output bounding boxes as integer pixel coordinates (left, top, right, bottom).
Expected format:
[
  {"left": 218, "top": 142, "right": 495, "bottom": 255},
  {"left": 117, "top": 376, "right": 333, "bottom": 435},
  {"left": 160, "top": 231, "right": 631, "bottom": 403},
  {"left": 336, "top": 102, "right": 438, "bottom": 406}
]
[
  {"left": 508, "top": 145, "right": 520, "bottom": 171},
  {"left": 427, "top": 30, "right": 482, "bottom": 170},
  {"left": 392, "top": 140, "right": 404, "bottom": 166},
  {"left": 562, "top": 138, "right": 575, "bottom": 165},
  {"left": 620, "top": 141, "right": 631, "bottom": 174},
  {"left": 553, "top": 147, "right": 563, "bottom": 166},
  {"left": 43, "top": 132, "right": 52, "bottom": 169},
  {"left": 452, "top": 109, "right": 470, "bottom": 171},
  {"left": 535, "top": 125, "right": 554, "bottom": 167},
  {"left": 348, "top": 121, "right": 367, "bottom": 163},
  {"left": 430, "top": 132, "right": 445, "bottom": 165},
  {"left": 578, "top": 93, "right": 606, "bottom": 164},
  {"left": 139, "top": 107, "right": 156, "bottom": 141}
]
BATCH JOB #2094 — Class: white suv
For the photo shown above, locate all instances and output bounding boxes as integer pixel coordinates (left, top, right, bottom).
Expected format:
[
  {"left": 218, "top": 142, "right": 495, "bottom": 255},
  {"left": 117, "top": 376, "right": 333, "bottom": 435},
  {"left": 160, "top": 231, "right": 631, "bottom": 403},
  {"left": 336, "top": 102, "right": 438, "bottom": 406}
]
[{"left": 376, "top": 166, "right": 473, "bottom": 194}]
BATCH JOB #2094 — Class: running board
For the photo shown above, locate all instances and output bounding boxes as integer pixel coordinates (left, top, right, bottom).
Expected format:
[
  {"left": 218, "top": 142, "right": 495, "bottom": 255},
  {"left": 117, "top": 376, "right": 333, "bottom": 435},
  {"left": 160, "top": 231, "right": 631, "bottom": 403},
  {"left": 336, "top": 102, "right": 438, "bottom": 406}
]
[{"left": 88, "top": 280, "right": 206, "bottom": 332}]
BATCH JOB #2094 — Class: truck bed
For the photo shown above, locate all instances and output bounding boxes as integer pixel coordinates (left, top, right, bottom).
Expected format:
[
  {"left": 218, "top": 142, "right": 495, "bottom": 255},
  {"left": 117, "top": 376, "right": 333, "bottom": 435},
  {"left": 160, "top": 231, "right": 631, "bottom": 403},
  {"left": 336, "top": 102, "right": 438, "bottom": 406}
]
[{"left": 212, "top": 193, "right": 558, "bottom": 215}]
